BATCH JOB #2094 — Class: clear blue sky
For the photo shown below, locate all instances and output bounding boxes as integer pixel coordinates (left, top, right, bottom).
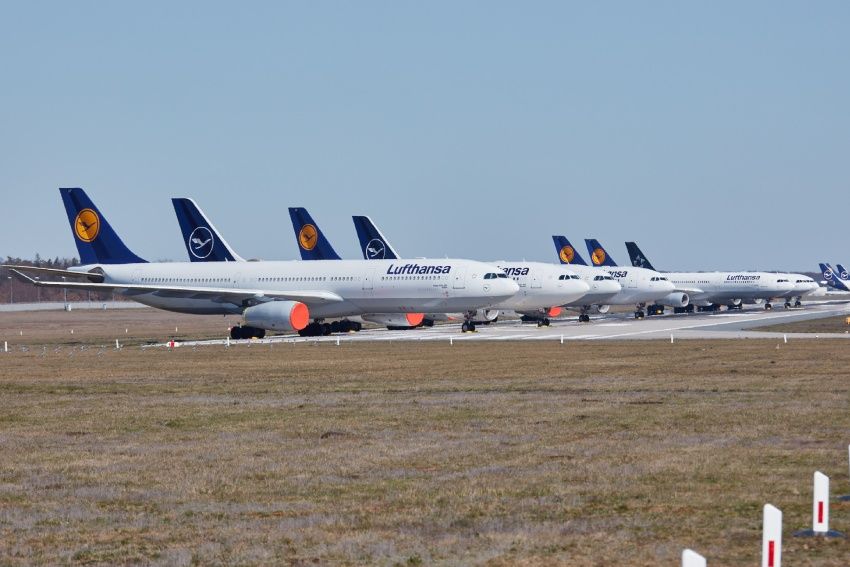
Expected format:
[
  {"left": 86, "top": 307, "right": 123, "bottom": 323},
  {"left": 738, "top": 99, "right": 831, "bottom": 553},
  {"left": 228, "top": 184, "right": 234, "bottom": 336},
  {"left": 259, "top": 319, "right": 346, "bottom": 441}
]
[{"left": 2, "top": 1, "right": 848, "bottom": 270}]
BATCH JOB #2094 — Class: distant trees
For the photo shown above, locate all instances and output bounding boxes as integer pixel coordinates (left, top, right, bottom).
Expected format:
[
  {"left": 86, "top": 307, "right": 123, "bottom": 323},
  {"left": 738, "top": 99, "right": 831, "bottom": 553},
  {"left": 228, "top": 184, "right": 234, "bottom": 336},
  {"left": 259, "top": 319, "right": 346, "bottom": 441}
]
[{"left": 0, "top": 255, "right": 123, "bottom": 303}]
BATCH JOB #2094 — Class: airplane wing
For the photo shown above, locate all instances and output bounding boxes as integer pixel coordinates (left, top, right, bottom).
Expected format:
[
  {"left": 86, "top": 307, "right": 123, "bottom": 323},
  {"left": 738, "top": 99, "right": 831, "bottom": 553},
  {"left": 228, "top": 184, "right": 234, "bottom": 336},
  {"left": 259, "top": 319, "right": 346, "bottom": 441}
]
[
  {"left": 8, "top": 269, "right": 343, "bottom": 306},
  {"left": 1, "top": 264, "right": 105, "bottom": 282}
]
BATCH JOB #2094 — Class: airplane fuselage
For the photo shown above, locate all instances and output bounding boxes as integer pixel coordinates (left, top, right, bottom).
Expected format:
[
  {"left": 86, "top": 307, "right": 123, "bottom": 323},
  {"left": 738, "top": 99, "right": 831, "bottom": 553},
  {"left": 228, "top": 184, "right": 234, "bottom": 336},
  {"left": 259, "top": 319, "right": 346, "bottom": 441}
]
[{"left": 74, "top": 259, "right": 519, "bottom": 319}]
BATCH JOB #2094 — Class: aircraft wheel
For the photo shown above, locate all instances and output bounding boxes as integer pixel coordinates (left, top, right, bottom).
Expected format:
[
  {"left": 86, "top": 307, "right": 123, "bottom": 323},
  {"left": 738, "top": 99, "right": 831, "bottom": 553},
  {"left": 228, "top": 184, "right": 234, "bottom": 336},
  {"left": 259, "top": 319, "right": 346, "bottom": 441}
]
[
  {"left": 765, "top": 303, "right": 773, "bottom": 310},
  {"left": 784, "top": 302, "right": 791, "bottom": 309},
  {"left": 230, "top": 326, "right": 243, "bottom": 340},
  {"left": 635, "top": 310, "right": 645, "bottom": 319},
  {"left": 795, "top": 301, "right": 802, "bottom": 307}
]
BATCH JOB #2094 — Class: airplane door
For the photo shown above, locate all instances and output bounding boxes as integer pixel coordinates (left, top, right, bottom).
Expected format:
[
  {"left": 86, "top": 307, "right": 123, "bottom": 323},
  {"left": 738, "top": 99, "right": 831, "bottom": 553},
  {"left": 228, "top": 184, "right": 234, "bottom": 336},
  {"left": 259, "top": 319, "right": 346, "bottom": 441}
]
[
  {"left": 531, "top": 271, "right": 542, "bottom": 289},
  {"left": 628, "top": 273, "right": 638, "bottom": 289},
  {"left": 362, "top": 267, "right": 375, "bottom": 291},
  {"left": 452, "top": 267, "right": 466, "bottom": 289}
]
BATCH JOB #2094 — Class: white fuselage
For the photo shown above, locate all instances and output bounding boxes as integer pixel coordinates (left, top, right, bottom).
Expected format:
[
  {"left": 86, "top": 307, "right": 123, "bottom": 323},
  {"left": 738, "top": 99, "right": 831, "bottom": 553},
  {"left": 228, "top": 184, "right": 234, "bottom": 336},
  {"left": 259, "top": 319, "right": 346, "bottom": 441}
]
[
  {"left": 663, "top": 272, "right": 795, "bottom": 305},
  {"left": 777, "top": 274, "right": 819, "bottom": 300},
  {"left": 597, "top": 266, "right": 677, "bottom": 305},
  {"left": 556, "top": 264, "right": 623, "bottom": 307},
  {"left": 491, "top": 261, "right": 590, "bottom": 312},
  {"left": 74, "top": 259, "right": 519, "bottom": 319}
]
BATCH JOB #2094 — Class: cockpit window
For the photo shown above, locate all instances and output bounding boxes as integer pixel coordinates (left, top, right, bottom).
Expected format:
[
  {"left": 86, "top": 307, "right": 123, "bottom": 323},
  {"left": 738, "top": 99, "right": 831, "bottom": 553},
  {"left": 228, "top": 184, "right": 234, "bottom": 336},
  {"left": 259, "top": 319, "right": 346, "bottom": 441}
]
[{"left": 497, "top": 273, "right": 508, "bottom": 278}]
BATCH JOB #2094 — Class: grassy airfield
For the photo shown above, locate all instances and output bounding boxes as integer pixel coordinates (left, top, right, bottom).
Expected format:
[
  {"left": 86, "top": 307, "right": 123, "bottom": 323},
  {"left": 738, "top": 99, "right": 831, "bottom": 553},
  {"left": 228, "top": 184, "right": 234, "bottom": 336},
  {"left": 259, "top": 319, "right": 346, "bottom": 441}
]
[{"left": 1, "top": 310, "right": 849, "bottom": 565}]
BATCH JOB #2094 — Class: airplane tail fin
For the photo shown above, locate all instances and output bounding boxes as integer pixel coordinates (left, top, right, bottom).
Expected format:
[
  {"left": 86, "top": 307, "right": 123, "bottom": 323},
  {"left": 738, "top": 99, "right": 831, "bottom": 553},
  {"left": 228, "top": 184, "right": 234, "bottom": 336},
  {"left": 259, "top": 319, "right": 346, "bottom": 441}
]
[
  {"left": 352, "top": 216, "right": 400, "bottom": 260},
  {"left": 819, "top": 263, "right": 848, "bottom": 290},
  {"left": 625, "top": 241, "right": 656, "bottom": 270},
  {"left": 836, "top": 264, "right": 849, "bottom": 281},
  {"left": 59, "top": 187, "right": 146, "bottom": 264},
  {"left": 288, "top": 207, "right": 341, "bottom": 260},
  {"left": 171, "top": 198, "right": 245, "bottom": 262},
  {"left": 551, "top": 236, "right": 587, "bottom": 266},
  {"left": 584, "top": 238, "right": 618, "bottom": 267}
]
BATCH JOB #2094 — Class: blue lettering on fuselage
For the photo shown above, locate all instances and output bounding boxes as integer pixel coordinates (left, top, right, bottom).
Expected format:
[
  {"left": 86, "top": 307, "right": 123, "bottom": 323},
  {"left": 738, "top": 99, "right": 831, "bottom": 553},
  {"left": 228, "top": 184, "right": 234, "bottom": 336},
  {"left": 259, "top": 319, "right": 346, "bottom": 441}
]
[
  {"left": 386, "top": 263, "right": 451, "bottom": 275},
  {"left": 608, "top": 270, "right": 629, "bottom": 279},
  {"left": 500, "top": 266, "right": 530, "bottom": 277},
  {"left": 726, "top": 274, "right": 760, "bottom": 281}
]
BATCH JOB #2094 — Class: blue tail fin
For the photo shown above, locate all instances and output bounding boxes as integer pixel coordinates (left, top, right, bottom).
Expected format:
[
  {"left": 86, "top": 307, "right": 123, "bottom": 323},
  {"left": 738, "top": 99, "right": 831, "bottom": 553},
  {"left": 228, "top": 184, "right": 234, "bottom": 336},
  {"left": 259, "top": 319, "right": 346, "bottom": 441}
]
[
  {"left": 836, "top": 264, "right": 849, "bottom": 281},
  {"left": 59, "top": 188, "right": 146, "bottom": 265},
  {"left": 171, "top": 198, "right": 244, "bottom": 262},
  {"left": 551, "top": 236, "right": 587, "bottom": 266},
  {"left": 584, "top": 239, "right": 618, "bottom": 267},
  {"left": 625, "top": 241, "right": 656, "bottom": 270},
  {"left": 288, "top": 207, "right": 341, "bottom": 260},
  {"left": 819, "top": 263, "right": 848, "bottom": 291},
  {"left": 352, "top": 216, "right": 400, "bottom": 260}
]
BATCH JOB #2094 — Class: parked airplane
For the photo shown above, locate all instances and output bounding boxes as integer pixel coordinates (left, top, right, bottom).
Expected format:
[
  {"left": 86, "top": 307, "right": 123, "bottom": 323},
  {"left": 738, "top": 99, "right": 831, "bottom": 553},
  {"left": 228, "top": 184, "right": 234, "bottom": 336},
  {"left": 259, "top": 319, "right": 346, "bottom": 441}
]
[
  {"left": 545, "top": 236, "right": 622, "bottom": 322},
  {"left": 558, "top": 238, "right": 682, "bottom": 319},
  {"left": 625, "top": 241, "right": 798, "bottom": 310},
  {"left": 172, "top": 197, "right": 244, "bottom": 262},
  {"left": 6, "top": 189, "right": 519, "bottom": 338},
  {"left": 173, "top": 197, "right": 437, "bottom": 333},
  {"left": 289, "top": 211, "right": 590, "bottom": 329}
]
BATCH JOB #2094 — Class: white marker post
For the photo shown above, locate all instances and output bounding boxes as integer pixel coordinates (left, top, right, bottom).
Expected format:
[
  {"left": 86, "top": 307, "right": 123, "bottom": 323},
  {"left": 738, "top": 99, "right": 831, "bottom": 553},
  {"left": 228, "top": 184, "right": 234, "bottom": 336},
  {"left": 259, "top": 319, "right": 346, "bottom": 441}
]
[
  {"left": 115, "top": 339, "right": 120, "bottom": 349},
  {"left": 3, "top": 341, "right": 7, "bottom": 353},
  {"left": 762, "top": 504, "right": 781, "bottom": 567},
  {"left": 795, "top": 471, "right": 844, "bottom": 537},
  {"left": 682, "top": 549, "right": 706, "bottom": 567}
]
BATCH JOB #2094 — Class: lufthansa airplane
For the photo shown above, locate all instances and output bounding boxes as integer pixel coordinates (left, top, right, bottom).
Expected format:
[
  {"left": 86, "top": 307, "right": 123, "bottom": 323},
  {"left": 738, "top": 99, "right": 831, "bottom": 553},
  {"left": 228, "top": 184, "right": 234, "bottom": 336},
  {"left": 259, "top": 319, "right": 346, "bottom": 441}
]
[
  {"left": 552, "top": 237, "right": 683, "bottom": 319},
  {"left": 288, "top": 210, "right": 591, "bottom": 330},
  {"left": 625, "top": 241, "right": 800, "bottom": 310},
  {"left": 172, "top": 197, "right": 446, "bottom": 334},
  {"left": 6, "top": 189, "right": 518, "bottom": 338}
]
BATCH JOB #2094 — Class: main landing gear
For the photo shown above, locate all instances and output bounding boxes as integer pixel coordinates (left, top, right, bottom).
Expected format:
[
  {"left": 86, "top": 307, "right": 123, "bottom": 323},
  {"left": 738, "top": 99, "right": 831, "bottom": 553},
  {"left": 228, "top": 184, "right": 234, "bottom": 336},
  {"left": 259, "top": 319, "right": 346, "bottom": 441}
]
[
  {"left": 764, "top": 302, "right": 773, "bottom": 311},
  {"left": 461, "top": 321, "right": 476, "bottom": 333},
  {"left": 519, "top": 315, "right": 552, "bottom": 327},
  {"left": 298, "top": 319, "right": 362, "bottom": 337},
  {"left": 646, "top": 304, "right": 665, "bottom": 316},
  {"left": 230, "top": 325, "right": 266, "bottom": 340},
  {"left": 634, "top": 303, "right": 646, "bottom": 319},
  {"left": 784, "top": 299, "right": 802, "bottom": 309}
]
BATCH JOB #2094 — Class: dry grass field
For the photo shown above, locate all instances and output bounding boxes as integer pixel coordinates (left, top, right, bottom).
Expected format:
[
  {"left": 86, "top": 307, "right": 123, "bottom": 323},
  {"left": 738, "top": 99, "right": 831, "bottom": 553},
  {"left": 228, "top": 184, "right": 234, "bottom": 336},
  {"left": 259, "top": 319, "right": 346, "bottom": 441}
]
[
  {"left": 758, "top": 314, "right": 850, "bottom": 335},
  {"left": 1, "top": 309, "right": 850, "bottom": 565}
]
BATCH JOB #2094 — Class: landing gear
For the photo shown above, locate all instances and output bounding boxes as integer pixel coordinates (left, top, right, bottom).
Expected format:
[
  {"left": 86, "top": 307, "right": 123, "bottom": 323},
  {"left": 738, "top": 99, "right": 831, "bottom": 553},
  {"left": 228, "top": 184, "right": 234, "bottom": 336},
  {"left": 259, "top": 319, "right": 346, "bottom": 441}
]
[
  {"left": 230, "top": 325, "right": 266, "bottom": 340},
  {"left": 329, "top": 320, "right": 362, "bottom": 333},
  {"left": 634, "top": 310, "right": 645, "bottom": 319},
  {"left": 647, "top": 304, "right": 665, "bottom": 316},
  {"left": 784, "top": 302, "right": 791, "bottom": 309},
  {"left": 674, "top": 304, "right": 694, "bottom": 314},
  {"left": 537, "top": 318, "right": 551, "bottom": 327},
  {"left": 461, "top": 321, "right": 476, "bottom": 333},
  {"left": 765, "top": 303, "right": 773, "bottom": 311},
  {"left": 578, "top": 313, "right": 591, "bottom": 323},
  {"left": 795, "top": 300, "right": 802, "bottom": 308}
]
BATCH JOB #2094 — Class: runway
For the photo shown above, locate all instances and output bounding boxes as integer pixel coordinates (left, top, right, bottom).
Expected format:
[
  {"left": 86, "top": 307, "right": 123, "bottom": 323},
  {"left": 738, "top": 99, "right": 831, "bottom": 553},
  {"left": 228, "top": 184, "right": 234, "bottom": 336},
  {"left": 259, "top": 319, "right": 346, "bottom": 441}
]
[{"left": 151, "top": 300, "right": 850, "bottom": 348}]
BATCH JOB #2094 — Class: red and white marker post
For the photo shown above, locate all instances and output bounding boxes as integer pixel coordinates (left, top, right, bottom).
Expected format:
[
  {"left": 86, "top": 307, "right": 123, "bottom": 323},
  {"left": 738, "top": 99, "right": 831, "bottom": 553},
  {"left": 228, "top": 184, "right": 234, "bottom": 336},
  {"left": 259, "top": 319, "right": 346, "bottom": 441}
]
[
  {"left": 682, "top": 548, "right": 706, "bottom": 567},
  {"left": 762, "top": 504, "right": 781, "bottom": 567},
  {"left": 795, "top": 470, "right": 844, "bottom": 538}
]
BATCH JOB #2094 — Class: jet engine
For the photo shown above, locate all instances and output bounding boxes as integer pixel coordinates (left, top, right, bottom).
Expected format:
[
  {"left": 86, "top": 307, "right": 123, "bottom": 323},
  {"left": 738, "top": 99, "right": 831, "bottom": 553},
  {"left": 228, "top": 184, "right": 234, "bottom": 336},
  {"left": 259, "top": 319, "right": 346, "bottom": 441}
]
[
  {"left": 243, "top": 301, "right": 310, "bottom": 331},
  {"left": 594, "top": 304, "right": 610, "bottom": 314},
  {"left": 361, "top": 313, "right": 425, "bottom": 329},
  {"left": 658, "top": 292, "right": 689, "bottom": 308}
]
